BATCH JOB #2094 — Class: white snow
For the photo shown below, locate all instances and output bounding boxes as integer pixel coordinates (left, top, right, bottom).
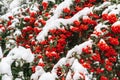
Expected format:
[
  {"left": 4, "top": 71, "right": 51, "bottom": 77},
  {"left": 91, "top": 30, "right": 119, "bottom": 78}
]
[
  {"left": 38, "top": 72, "right": 56, "bottom": 80},
  {"left": 0, "top": 1, "right": 3, "bottom": 5},
  {"left": 9, "top": 0, "right": 23, "bottom": 10},
  {"left": 0, "top": 0, "right": 29, "bottom": 19},
  {"left": 31, "top": 66, "right": 45, "bottom": 80},
  {"left": 94, "top": 2, "right": 111, "bottom": 11},
  {"left": 9, "top": 18, "right": 19, "bottom": 28},
  {"left": 112, "top": 21, "right": 120, "bottom": 27},
  {"left": 7, "top": 46, "right": 34, "bottom": 63},
  {"left": 0, "top": 46, "right": 3, "bottom": 58},
  {"left": 0, "top": 57, "right": 13, "bottom": 80},
  {"left": 66, "top": 70, "right": 72, "bottom": 80},
  {"left": 15, "top": 78, "right": 22, "bottom": 80},
  {"left": 102, "top": 3, "right": 120, "bottom": 15},
  {"left": 99, "top": 39, "right": 107, "bottom": 44},
  {"left": 94, "top": 23, "right": 108, "bottom": 36},
  {"left": 0, "top": 7, "right": 20, "bottom": 20},
  {"left": 13, "top": 29, "right": 21, "bottom": 36},
  {"left": 71, "top": 59, "right": 88, "bottom": 74},
  {"left": 66, "top": 57, "right": 75, "bottom": 66},
  {"left": 43, "top": 0, "right": 55, "bottom": 3},
  {"left": 30, "top": 3, "right": 39, "bottom": 11},
  {"left": 108, "top": 9, "right": 119, "bottom": 15},
  {"left": 2, "top": 0, "right": 13, "bottom": 8},
  {"left": 49, "top": 0, "right": 72, "bottom": 21},
  {"left": 83, "top": 15, "right": 90, "bottom": 20},
  {"left": 2, "top": 74, "right": 12, "bottom": 80},
  {"left": 51, "top": 57, "right": 66, "bottom": 73},
  {"left": 71, "top": 59, "right": 89, "bottom": 80}
]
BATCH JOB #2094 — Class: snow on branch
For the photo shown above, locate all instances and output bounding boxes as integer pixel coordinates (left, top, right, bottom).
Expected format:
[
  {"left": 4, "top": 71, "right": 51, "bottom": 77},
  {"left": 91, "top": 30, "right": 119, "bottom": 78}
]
[
  {"left": 38, "top": 72, "right": 56, "bottom": 80},
  {"left": 94, "top": 1, "right": 111, "bottom": 11},
  {"left": 9, "top": 0, "right": 25, "bottom": 10},
  {"left": 93, "top": 23, "right": 108, "bottom": 36},
  {"left": 48, "top": 0, "right": 73, "bottom": 21},
  {"left": 0, "top": 7, "right": 20, "bottom": 20},
  {"left": 0, "top": 0, "right": 31, "bottom": 20},
  {"left": 34, "top": 40, "right": 93, "bottom": 80},
  {"left": 0, "top": 46, "right": 34, "bottom": 80},
  {"left": 36, "top": 0, "right": 73, "bottom": 41},
  {"left": 43, "top": 0, "right": 55, "bottom": 3},
  {"left": 102, "top": 2, "right": 120, "bottom": 15},
  {"left": 66, "top": 40, "right": 93, "bottom": 58},
  {"left": 36, "top": 7, "right": 92, "bottom": 41},
  {"left": 7, "top": 46, "right": 34, "bottom": 63},
  {"left": 70, "top": 59, "right": 90, "bottom": 80},
  {"left": 51, "top": 57, "right": 67, "bottom": 72},
  {"left": 31, "top": 66, "right": 45, "bottom": 80}
]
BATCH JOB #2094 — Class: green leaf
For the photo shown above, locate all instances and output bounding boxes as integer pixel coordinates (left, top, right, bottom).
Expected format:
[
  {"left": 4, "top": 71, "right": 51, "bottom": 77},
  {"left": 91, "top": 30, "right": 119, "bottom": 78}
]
[
  {"left": 53, "top": 40, "right": 57, "bottom": 47},
  {"left": 19, "top": 18, "right": 25, "bottom": 30},
  {"left": 0, "top": 75, "right": 2, "bottom": 80}
]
